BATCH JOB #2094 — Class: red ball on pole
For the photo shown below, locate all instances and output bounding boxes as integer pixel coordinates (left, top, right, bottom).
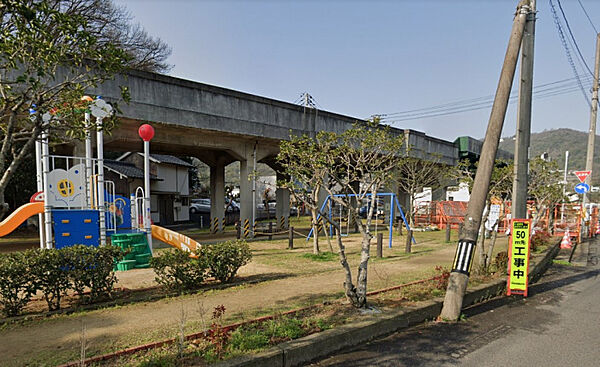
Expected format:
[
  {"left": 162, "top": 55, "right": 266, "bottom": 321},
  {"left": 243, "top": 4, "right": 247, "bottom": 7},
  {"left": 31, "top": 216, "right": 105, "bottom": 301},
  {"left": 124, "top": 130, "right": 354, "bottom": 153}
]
[{"left": 138, "top": 124, "right": 155, "bottom": 142}]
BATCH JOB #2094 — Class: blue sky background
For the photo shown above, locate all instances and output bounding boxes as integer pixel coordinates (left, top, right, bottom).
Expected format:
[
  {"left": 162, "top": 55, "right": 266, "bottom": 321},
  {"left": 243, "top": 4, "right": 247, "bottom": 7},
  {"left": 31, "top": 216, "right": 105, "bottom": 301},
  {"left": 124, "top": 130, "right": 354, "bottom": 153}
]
[{"left": 116, "top": 0, "right": 600, "bottom": 141}]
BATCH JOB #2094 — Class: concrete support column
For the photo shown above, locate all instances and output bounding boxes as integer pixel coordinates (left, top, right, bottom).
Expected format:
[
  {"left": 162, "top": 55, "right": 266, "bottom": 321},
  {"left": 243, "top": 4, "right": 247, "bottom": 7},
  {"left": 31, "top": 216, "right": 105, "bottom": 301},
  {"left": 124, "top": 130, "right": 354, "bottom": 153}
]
[
  {"left": 210, "top": 159, "right": 225, "bottom": 233},
  {"left": 239, "top": 158, "right": 253, "bottom": 238},
  {"left": 276, "top": 186, "right": 290, "bottom": 230}
]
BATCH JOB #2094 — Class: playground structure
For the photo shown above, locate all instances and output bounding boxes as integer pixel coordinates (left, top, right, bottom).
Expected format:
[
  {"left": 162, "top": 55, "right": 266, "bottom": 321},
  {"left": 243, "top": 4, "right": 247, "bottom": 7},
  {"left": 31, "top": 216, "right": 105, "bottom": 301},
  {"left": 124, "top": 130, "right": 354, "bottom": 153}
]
[
  {"left": 0, "top": 97, "right": 201, "bottom": 269},
  {"left": 307, "top": 193, "right": 412, "bottom": 249}
]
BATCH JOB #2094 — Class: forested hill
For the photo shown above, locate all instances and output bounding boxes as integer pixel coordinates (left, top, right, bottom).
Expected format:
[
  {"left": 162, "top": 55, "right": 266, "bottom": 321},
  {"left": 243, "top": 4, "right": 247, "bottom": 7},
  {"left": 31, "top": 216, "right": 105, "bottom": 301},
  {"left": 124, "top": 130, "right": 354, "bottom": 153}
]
[{"left": 498, "top": 128, "right": 600, "bottom": 183}]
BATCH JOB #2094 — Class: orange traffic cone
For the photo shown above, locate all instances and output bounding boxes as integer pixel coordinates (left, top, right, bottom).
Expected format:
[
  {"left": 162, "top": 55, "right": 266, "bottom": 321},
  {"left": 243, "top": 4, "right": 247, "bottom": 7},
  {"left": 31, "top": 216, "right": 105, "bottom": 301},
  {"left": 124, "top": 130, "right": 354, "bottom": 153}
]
[{"left": 560, "top": 231, "right": 572, "bottom": 249}]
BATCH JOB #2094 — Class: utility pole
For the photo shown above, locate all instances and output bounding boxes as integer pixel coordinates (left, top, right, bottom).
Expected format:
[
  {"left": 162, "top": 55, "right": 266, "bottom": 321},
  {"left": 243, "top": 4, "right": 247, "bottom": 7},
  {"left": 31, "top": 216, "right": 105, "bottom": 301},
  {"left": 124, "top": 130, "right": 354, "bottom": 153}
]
[
  {"left": 582, "top": 33, "right": 600, "bottom": 227},
  {"left": 440, "top": 0, "right": 530, "bottom": 321},
  {"left": 561, "top": 150, "right": 569, "bottom": 222},
  {"left": 512, "top": 0, "right": 536, "bottom": 219}
]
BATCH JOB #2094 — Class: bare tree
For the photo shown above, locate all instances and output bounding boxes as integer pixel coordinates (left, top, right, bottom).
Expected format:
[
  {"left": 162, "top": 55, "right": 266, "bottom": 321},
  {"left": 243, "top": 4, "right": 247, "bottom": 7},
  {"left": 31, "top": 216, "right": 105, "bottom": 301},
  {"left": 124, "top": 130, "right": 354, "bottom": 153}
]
[
  {"left": 452, "top": 160, "right": 513, "bottom": 270},
  {"left": 278, "top": 132, "right": 335, "bottom": 254},
  {"left": 528, "top": 157, "right": 564, "bottom": 229},
  {"left": 50, "top": 0, "right": 172, "bottom": 73},
  {"left": 279, "top": 121, "right": 404, "bottom": 308},
  {"left": 394, "top": 154, "right": 451, "bottom": 252}
]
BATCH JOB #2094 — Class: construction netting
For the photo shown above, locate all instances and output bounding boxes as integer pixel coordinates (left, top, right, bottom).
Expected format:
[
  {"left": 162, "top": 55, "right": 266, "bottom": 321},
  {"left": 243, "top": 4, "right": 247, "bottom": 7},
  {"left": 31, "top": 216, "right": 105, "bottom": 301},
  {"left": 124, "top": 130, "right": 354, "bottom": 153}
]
[{"left": 413, "top": 201, "right": 468, "bottom": 229}]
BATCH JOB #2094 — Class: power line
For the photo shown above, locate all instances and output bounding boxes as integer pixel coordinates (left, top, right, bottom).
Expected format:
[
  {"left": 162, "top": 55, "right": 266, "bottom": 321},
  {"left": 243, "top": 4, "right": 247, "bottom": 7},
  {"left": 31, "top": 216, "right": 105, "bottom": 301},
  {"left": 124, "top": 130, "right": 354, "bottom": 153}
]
[
  {"left": 380, "top": 77, "right": 588, "bottom": 118},
  {"left": 556, "top": 0, "right": 595, "bottom": 77},
  {"left": 577, "top": 0, "right": 598, "bottom": 34},
  {"left": 375, "top": 77, "right": 591, "bottom": 122},
  {"left": 379, "top": 85, "right": 589, "bottom": 124},
  {"left": 550, "top": 0, "right": 592, "bottom": 107}
]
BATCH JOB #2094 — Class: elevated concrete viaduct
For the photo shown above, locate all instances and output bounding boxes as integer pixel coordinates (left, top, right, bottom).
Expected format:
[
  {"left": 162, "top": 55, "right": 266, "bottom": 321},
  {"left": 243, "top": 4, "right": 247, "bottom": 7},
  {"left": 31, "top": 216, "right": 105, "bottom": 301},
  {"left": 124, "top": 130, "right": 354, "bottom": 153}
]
[{"left": 85, "top": 69, "right": 463, "bottom": 235}]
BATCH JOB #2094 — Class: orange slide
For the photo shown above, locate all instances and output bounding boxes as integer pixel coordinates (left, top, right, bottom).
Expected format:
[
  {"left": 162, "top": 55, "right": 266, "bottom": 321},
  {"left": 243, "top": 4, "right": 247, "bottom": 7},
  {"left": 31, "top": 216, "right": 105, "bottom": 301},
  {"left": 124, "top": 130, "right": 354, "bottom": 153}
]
[
  {"left": 151, "top": 225, "right": 201, "bottom": 257},
  {"left": 0, "top": 202, "right": 44, "bottom": 237}
]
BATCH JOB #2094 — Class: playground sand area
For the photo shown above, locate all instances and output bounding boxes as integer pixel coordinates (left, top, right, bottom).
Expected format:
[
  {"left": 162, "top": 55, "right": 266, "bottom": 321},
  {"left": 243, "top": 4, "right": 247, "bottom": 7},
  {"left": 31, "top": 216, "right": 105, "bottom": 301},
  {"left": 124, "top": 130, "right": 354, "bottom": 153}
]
[{"left": 0, "top": 230, "right": 509, "bottom": 366}]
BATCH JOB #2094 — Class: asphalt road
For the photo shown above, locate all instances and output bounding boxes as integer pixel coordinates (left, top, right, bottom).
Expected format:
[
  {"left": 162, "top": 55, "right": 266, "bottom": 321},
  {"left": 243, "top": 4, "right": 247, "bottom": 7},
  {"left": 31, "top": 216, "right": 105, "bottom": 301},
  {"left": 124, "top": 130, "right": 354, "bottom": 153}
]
[{"left": 309, "top": 240, "right": 600, "bottom": 367}]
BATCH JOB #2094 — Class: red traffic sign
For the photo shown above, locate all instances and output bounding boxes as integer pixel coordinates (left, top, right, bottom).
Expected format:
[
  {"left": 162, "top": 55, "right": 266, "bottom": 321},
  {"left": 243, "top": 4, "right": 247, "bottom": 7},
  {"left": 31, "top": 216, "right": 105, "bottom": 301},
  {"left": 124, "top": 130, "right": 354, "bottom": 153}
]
[{"left": 574, "top": 170, "right": 592, "bottom": 183}]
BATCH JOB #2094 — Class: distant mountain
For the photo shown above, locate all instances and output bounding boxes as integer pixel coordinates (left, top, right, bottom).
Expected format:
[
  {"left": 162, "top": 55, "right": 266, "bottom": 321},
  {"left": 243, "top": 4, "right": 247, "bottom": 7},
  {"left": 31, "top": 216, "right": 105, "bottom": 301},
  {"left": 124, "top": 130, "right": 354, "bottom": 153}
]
[{"left": 498, "top": 128, "right": 600, "bottom": 184}]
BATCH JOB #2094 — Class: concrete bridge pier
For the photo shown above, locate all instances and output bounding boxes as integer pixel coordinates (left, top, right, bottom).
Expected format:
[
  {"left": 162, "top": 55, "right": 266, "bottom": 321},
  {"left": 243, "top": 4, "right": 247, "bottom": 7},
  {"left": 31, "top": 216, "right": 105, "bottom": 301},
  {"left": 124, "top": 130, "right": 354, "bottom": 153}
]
[
  {"left": 210, "top": 157, "right": 226, "bottom": 233},
  {"left": 239, "top": 156, "right": 253, "bottom": 238},
  {"left": 275, "top": 173, "right": 290, "bottom": 231}
]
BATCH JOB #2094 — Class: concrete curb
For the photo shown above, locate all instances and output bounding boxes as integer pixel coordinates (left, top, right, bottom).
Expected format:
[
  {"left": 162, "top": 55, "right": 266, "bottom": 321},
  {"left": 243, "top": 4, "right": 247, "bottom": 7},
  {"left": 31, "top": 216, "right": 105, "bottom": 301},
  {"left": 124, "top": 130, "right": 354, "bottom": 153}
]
[{"left": 216, "top": 241, "right": 561, "bottom": 367}]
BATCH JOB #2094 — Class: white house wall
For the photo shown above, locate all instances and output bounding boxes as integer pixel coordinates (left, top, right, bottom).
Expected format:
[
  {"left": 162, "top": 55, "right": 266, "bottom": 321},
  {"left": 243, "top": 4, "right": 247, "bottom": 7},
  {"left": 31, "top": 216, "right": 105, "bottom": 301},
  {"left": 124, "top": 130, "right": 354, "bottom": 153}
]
[{"left": 176, "top": 166, "right": 189, "bottom": 196}]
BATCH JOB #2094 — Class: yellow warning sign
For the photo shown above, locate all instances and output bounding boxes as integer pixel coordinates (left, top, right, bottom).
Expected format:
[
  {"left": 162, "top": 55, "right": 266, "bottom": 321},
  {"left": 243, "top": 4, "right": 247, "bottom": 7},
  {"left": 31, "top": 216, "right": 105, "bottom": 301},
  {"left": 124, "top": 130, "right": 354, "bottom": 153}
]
[{"left": 507, "top": 219, "right": 531, "bottom": 297}]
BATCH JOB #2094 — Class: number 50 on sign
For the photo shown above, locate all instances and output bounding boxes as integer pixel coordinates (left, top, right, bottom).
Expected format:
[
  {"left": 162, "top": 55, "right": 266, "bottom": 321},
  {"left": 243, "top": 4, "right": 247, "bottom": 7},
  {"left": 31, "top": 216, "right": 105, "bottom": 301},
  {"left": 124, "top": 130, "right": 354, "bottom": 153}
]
[{"left": 507, "top": 219, "right": 531, "bottom": 297}]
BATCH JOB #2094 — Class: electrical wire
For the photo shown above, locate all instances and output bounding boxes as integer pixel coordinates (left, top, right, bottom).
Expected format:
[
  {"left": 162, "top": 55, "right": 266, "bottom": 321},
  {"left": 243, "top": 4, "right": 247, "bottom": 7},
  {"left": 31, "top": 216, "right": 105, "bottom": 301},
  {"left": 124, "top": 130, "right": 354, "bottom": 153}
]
[
  {"left": 381, "top": 85, "right": 587, "bottom": 125},
  {"left": 577, "top": 0, "right": 598, "bottom": 34},
  {"left": 550, "top": 0, "right": 592, "bottom": 107},
  {"left": 378, "top": 77, "right": 589, "bottom": 120},
  {"left": 556, "top": 0, "right": 595, "bottom": 77},
  {"left": 374, "top": 77, "right": 591, "bottom": 123}
]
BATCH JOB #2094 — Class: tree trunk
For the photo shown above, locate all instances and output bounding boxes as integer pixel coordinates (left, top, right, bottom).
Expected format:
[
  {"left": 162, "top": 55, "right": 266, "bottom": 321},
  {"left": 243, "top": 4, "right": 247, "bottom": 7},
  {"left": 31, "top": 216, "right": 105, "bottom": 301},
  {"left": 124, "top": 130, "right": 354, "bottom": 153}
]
[
  {"left": 325, "top": 224, "right": 334, "bottom": 252},
  {"left": 476, "top": 203, "right": 491, "bottom": 270},
  {"left": 334, "top": 227, "right": 359, "bottom": 306},
  {"left": 531, "top": 203, "right": 546, "bottom": 229},
  {"left": 354, "top": 232, "right": 371, "bottom": 308},
  {"left": 486, "top": 222, "right": 499, "bottom": 269},
  {"left": 311, "top": 210, "right": 320, "bottom": 255},
  {"left": 0, "top": 124, "right": 41, "bottom": 220}
]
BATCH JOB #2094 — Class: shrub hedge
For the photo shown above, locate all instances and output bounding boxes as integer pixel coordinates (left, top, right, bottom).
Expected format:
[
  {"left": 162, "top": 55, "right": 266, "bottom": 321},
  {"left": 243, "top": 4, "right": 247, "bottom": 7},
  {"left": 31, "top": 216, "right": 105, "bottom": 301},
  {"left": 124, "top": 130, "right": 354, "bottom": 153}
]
[
  {"left": 149, "top": 249, "right": 208, "bottom": 292},
  {"left": 204, "top": 240, "right": 252, "bottom": 283},
  {"left": 150, "top": 240, "right": 252, "bottom": 292},
  {"left": 0, "top": 245, "right": 123, "bottom": 317}
]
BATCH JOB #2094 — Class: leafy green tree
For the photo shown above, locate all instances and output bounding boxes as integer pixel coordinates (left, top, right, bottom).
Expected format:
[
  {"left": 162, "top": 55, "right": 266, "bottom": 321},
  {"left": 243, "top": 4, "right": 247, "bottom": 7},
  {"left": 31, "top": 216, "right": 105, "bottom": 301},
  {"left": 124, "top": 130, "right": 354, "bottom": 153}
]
[{"left": 0, "top": 0, "right": 131, "bottom": 217}]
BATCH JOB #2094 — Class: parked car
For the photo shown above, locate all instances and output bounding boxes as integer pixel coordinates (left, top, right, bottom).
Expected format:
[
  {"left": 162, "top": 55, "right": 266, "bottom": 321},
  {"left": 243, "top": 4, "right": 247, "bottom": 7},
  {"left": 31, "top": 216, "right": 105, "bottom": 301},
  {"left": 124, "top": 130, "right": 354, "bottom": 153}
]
[
  {"left": 359, "top": 200, "right": 384, "bottom": 218},
  {"left": 225, "top": 198, "right": 240, "bottom": 213},
  {"left": 190, "top": 198, "right": 211, "bottom": 214},
  {"left": 191, "top": 198, "right": 241, "bottom": 214}
]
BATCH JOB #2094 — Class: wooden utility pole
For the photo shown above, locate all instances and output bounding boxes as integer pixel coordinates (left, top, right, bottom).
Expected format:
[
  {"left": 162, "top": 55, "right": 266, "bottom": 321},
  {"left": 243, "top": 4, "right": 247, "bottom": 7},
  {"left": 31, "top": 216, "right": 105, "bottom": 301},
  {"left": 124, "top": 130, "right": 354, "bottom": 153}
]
[
  {"left": 512, "top": 0, "right": 536, "bottom": 219},
  {"left": 582, "top": 33, "right": 600, "bottom": 225},
  {"left": 440, "top": 0, "right": 530, "bottom": 321}
]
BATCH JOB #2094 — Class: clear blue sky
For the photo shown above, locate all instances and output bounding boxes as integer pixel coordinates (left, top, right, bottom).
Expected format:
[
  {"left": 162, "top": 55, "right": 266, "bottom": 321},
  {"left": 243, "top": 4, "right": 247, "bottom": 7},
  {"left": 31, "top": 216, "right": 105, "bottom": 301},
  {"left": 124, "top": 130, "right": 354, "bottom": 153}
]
[{"left": 117, "top": 0, "right": 600, "bottom": 141}]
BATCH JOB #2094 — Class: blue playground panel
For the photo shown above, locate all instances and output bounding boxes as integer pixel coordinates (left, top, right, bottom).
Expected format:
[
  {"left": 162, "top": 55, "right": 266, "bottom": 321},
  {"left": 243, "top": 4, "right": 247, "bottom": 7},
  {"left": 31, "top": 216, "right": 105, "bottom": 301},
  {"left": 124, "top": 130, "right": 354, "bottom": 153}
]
[
  {"left": 53, "top": 209, "right": 100, "bottom": 249},
  {"left": 105, "top": 193, "right": 132, "bottom": 229}
]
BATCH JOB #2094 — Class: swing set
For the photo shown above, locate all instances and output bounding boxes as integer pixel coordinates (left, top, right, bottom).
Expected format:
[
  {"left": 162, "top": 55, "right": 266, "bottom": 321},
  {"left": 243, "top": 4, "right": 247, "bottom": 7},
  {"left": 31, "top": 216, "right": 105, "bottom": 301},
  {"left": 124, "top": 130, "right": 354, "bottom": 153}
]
[{"left": 307, "top": 193, "right": 413, "bottom": 249}]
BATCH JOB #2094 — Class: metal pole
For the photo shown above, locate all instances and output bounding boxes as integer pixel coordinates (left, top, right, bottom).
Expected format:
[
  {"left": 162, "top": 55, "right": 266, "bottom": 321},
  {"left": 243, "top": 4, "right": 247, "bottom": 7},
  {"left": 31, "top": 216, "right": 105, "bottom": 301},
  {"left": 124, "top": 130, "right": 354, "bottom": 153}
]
[
  {"left": 144, "top": 140, "right": 153, "bottom": 252},
  {"left": 41, "top": 130, "right": 53, "bottom": 249},
  {"left": 512, "top": 0, "right": 536, "bottom": 219},
  {"left": 561, "top": 150, "right": 569, "bottom": 222},
  {"left": 440, "top": 0, "right": 529, "bottom": 321},
  {"left": 583, "top": 33, "right": 600, "bottom": 225},
  {"left": 252, "top": 142, "right": 257, "bottom": 237},
  {"left": 388, "top": 195, "right": 394, "bottom": 248},
  {"left": 96, "top": 116, "right": 106, "bottom": 246},
  {"left": 85, "top": 112, "right": 93, "bottom": 208},
  {"left": 35, "top": 138, "right": 44, "bottom": 249}
]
